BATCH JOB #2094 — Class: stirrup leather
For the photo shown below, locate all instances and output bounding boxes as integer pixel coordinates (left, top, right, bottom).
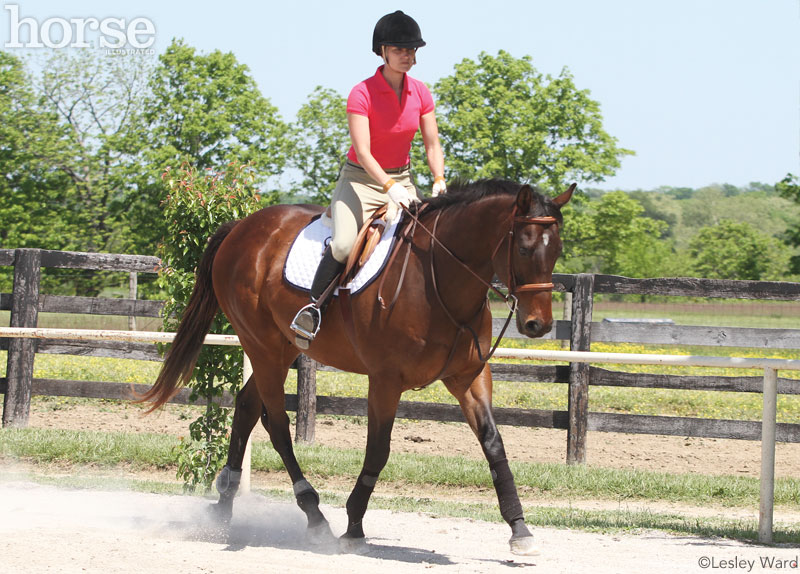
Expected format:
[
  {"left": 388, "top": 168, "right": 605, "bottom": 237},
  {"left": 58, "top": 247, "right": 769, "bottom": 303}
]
[{"left": 290, "top": 303, "right": 322, "bottom": 341}]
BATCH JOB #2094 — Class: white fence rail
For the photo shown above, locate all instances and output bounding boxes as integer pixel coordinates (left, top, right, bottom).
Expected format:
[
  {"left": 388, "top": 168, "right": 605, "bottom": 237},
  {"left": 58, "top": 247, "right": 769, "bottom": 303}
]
[{"left": 1, "top": 326, "right": 798, "bottom": 543}]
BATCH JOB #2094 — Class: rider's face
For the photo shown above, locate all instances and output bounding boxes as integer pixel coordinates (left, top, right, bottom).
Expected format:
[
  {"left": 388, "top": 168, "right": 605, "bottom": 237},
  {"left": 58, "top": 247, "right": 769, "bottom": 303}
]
[{"left": 383, "top": 46, "right": 416, "bottom": 72}]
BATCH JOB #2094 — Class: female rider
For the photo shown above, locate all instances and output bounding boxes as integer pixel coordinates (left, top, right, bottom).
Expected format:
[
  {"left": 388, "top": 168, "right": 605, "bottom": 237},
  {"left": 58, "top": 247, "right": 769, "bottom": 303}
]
[{"left": 290, "top": 10, "right": 446, "bottom": 348}]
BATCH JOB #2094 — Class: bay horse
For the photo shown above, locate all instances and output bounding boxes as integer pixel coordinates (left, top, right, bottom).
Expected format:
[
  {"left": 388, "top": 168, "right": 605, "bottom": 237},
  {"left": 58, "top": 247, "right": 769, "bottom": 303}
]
[{"left": 140, "top": 179, "right": 573, "bottom": 556}]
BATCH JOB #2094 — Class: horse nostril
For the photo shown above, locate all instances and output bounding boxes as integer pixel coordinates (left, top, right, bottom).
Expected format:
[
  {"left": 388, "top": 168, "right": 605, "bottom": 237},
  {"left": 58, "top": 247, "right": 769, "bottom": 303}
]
[{"left": 525, "top": 319, "right": 552, "bottom": 336}]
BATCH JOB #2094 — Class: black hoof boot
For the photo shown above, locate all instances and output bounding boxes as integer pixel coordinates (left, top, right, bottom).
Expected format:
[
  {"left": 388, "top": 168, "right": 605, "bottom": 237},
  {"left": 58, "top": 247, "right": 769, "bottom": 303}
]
[{"left": 211, "top": 465, "right": 241, "bottom": 524}]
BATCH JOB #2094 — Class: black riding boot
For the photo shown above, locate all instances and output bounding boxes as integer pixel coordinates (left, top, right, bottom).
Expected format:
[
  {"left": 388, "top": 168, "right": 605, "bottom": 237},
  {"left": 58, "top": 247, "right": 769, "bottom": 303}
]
[{"left": 290, "top": 247, "right": 345, "bottom": 349}]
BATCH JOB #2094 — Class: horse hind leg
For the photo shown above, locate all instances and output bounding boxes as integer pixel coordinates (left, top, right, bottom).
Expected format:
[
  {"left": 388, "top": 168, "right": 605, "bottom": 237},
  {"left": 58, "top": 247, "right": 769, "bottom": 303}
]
[
  {"left": 211, "top": 374, "right": 262, "bottom": 523},
  {"left": 443, "top": 365, "right": 540, "bottom": 557},
  {"left": 251, "top": 353, "right": 334, "bottom": 545}
]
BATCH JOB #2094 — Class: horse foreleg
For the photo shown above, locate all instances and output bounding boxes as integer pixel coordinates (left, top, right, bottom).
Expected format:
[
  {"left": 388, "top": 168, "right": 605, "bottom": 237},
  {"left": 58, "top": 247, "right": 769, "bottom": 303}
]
[
  {"left": 340, "top": 379, "right": 401, "bottom": 553},
  {"left": 212, "top": 375, "right": 260, "bottom": 523},
  {"left": 444, "top": 365, "right": 540, "bottom": 556}
]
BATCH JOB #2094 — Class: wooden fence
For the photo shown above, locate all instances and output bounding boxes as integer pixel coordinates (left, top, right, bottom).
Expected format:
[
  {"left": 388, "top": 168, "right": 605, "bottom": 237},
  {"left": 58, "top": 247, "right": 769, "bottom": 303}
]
[{"left": 2, "top": 248, "right": 800, "bottom": 464}]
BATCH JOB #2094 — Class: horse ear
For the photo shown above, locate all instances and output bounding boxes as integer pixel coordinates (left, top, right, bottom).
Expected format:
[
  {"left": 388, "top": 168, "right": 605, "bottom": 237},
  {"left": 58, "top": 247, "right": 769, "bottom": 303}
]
[
  {"left": 516, "top": 185, "right": 533, "bottom": 213},
  {"left": 552, "top": 183, "right": 576, "bottom": 207}
]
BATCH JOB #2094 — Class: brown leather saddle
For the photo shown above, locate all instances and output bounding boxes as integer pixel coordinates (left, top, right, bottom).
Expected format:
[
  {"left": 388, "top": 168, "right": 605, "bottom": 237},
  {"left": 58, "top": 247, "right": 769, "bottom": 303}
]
[{"left": 325, "top": 204, "right": 391, "bottom": 287}]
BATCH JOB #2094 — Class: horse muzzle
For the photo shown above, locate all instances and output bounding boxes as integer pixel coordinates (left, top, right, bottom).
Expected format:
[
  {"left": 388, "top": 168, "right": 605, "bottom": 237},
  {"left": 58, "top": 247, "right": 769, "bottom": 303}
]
[
  {"left": 516, "top": 314, "right": 553, "bottom": 338},
  {"left": 513, "top": 285, "right": 554, "bottom": 338}
]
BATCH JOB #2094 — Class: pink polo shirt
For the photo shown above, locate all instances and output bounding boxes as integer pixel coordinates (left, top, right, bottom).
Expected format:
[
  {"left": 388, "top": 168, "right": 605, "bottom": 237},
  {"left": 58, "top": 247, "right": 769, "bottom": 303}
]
[{"left": 346, "top": 66, "right": 435, "bottom": 169}]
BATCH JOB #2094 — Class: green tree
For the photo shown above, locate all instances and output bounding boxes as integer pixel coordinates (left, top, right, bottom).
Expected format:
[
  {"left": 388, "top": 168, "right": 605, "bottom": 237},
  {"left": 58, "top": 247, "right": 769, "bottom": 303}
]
[
  {"left": 688, "top": 220, "right": 790, "bottom": 280},
  {"left": 627, "top": 190, "right": 679, "bottom": 237},
  {"left": 287, "top": 86, "right": 349, "bottom": 204},
  {"left": 777, "top": 173, "right": 800, "bottom": 274},
  {"left": 159, "top": 160, "right": 261, "bottom": 491},
  {"left": 40, "top": 51, "right": 152, "bottom": 240},
  {"left": 34, "top": 50, "right": 153, "bottom": 293},
  {"left": 0, "top": 52, "right": 63, "bottom": 290},
  {"left": 563, "top": 191, "right": 669, "bottom": 276},
  {"left": 127, "top": 39, "right": 289, "bottom": 254},
  {"left": 616, "top": 234, "right": 680, "bottom": 279},
  {"left": 0, "top": 52, "right": 69, "bottom": 251},
  {"left": 420, "top": 50, "right": 633, "bottom": 190},
  {"left": 0, "top": 50, "right": 145, "bottom": 294}
]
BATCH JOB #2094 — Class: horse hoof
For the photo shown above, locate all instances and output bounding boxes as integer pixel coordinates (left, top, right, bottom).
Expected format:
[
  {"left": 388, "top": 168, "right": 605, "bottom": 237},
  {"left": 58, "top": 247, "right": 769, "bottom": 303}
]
[
  {"left": 306, "top": 521, "right": 336, "bottom": 546},
  {"left": 509, "top": 535, "right": 541, "bottom": 556},
  {"left": 339, "top": 534, "right": 369, "bottom": 555},
  {"left": 207, "top": 502, "right": 232, "bottom": 525}
]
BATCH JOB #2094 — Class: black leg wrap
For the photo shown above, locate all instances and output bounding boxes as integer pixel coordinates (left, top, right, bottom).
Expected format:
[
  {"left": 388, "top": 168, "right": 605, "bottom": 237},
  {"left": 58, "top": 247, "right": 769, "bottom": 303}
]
[
  {"left": 344, "top": 471, "right": 379, "bottom": 538},
  {"left": 212, "top": 465, "right": 242, "bottom": 523},
  {"left": 490, "top": 458, "right": 524, "bottom": 525},
  {"left": 293, "top": 479, "right": 326, "bottom": 527},
  {"left": 216, "top": 464, "right": 242, "bottom": 496}
]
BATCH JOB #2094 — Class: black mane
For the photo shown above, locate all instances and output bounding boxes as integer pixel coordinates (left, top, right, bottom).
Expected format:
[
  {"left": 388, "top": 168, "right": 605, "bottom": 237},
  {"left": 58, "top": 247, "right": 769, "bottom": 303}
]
[{"left": 416, "top": 178, "right": 561, "bottom": 219}]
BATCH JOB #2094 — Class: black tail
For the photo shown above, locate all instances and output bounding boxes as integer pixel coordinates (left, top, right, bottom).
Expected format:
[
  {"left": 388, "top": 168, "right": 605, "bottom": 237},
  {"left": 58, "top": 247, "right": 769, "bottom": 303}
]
[{"left": 137, "top": 221, "right": 239, "bottom": 412}]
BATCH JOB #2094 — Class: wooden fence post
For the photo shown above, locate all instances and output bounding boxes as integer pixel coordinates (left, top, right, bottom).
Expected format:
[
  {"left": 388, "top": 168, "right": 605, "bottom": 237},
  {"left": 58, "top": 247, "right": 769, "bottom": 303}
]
[
  {"left": 567, "top": 273, "right": 594, "bottom": 464},
  {"left": 561, "top": 291, "right": 573, "bottom": 349},
  {"left": 128, "top": 272, "right": 138, "bottom": 331},
  {"left": 295, "top": 354, "right": 317, "bottom": 444},
  {"left": 3, "top": 249, "right": 41, "bottom": 428}
]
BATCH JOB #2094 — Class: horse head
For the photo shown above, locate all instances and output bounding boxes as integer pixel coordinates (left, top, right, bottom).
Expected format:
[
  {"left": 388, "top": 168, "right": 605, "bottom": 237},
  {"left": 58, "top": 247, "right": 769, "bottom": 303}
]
[{"left": 492, "top": 183, "right": 574, "bottom": 338}]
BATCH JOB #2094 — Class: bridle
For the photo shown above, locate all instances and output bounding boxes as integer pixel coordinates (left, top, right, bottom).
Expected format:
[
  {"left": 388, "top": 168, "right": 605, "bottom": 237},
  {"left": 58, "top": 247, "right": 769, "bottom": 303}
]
[
  {"left": 490, "top": 205, "right": 559, "bottom": 307},
  {"left": 377, "top": 200, "right": 559, "bottom": 380}
]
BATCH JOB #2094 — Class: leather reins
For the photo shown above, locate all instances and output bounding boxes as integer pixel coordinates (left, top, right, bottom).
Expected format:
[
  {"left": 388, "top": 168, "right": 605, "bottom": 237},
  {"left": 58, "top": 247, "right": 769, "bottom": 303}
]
[{"left": 376, "top": 202, "right": 558, "bottom": 383}]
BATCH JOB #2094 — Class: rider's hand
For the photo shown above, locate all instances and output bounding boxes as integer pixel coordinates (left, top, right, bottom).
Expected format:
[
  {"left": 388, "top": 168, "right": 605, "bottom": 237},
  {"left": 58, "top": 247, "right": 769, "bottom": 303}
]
[
  {"left": 384, "top": 179, "right": 411, "bottom": 208},
  {"left": 432, "top": 176, "right": 447, "bottom": 197}
]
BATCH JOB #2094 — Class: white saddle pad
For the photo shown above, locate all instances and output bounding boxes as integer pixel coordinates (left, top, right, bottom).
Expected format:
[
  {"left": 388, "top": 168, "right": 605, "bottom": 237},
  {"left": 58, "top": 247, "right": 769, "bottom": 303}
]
[{"left": 283, "top": 213, "right": 402, "bottom": 295}]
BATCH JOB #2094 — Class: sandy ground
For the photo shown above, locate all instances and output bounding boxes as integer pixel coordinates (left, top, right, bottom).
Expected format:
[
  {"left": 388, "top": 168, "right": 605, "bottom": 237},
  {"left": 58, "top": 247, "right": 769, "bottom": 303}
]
[
  {"left": 2, "top": 480, "right": 799, "bottom": 574},
  {"left": 4, "top": 400, "right": 800, "bottom": 572}
]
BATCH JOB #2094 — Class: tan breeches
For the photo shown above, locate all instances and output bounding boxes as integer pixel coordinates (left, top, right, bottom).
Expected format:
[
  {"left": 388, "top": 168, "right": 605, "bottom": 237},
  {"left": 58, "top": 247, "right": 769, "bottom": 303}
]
[{"left": 329, "top": 162, "right": 418, "bottom": 263}]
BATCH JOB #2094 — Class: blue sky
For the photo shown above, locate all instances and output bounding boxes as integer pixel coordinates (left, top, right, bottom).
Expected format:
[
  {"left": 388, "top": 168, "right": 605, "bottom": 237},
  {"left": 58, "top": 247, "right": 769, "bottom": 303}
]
[{"left": 2, "top": 0, "right": 798, "bottom": 191}]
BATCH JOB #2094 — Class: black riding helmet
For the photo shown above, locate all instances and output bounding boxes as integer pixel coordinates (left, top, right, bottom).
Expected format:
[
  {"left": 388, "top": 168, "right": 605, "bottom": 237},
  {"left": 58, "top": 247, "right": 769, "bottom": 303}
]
[{"left": 372, "top": 10, "right": 426, "bottom": 56}]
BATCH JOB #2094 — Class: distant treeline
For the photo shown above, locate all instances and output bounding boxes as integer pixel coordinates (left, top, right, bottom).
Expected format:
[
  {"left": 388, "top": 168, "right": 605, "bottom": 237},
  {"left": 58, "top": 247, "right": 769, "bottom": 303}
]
[{"left": 567, "top": 181, "right": 800, "bottom": 282}]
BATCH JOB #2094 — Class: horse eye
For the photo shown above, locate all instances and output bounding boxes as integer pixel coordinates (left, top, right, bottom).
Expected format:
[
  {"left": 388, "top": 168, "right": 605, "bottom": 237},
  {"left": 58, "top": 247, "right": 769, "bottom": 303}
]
[{"left": 518, "top": 246, "right": 531, "bottom": 256}]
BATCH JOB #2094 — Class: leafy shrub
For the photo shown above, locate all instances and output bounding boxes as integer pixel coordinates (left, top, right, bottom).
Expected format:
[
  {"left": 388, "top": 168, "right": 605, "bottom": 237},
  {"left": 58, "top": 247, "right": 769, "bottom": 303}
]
[{"left": 158, "top": 160, "right": 261, "bottom": 491}]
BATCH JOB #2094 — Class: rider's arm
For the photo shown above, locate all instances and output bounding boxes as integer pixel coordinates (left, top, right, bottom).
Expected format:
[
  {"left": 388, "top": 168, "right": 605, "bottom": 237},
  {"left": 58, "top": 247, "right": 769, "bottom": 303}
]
[
  {"left": 419, "top": 111, "right": 444, "bottom": 181},
  {"left": 348, "top": 113, "right": 394, "bottom": 189}
]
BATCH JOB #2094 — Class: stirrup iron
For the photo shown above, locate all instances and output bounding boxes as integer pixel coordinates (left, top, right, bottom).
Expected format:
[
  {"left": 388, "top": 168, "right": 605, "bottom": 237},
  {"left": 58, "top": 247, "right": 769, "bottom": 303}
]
[{"left": 290, "top": 303, "right": 322, "bottom": 349}]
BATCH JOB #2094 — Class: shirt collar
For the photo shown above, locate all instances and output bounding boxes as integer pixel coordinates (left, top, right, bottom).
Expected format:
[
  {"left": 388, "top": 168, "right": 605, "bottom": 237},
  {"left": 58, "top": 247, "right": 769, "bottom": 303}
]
[{"left": 375, "top": 65, "right": 411, "bottom": 94}]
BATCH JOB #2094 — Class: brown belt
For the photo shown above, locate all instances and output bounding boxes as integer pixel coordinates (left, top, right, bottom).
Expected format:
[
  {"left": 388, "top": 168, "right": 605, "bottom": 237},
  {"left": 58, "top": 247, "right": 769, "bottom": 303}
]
[{"left": 345, "top": 160, "right": 410, "bottom": 174}]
